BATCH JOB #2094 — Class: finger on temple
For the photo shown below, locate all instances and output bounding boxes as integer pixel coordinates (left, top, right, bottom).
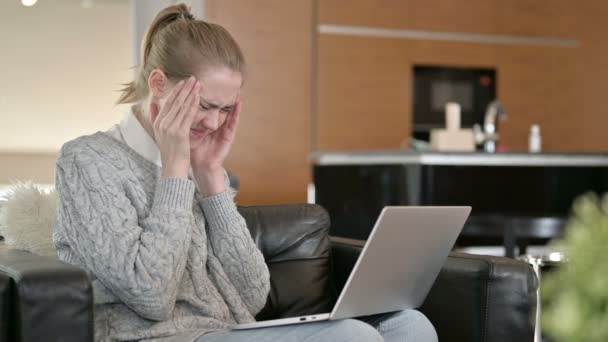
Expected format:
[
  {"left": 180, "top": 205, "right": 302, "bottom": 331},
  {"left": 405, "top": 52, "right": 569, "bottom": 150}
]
[
  {"left": 168, "top": 76, "right": 196, "bottom": 118},
  {"left": 161, "top": 79, "right": 186, "bottom": 118},
  {"left": 179, "top": 92, "right": 200, "bottom": 129},
  {"left": 162, "top": 77, "right": 196, "bottom": 127},
  {"left": 226, "top": 101, "right": 241, "bottom": 131}
]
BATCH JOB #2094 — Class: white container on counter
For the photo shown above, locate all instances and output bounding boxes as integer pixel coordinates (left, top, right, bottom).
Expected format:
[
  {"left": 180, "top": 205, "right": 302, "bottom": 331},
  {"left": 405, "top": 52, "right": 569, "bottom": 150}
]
[
  {"left": 529, "top": 124, "right": 542, "bottom": 153},
  {"left": 430, "top": 102, "right": 475, "bottom": 152}
]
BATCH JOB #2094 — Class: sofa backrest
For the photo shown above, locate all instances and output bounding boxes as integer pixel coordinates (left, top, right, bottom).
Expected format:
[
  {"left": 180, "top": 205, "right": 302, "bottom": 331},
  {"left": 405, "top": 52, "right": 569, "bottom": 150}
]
[{"left": 238, "top": 204, "right": 336, "bottom": 320}]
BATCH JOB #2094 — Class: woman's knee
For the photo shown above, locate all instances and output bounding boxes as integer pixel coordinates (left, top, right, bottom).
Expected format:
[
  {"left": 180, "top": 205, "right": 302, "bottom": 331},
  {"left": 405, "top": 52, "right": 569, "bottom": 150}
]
[
  {"left": 409, "top": 310, "right": 437, "bottom": 342},
  {"left": 380, "top": 310, "right": 438, "bottom": 342},
  {"left": 327, "top": 319, "right": 383, "bottom": 342}
]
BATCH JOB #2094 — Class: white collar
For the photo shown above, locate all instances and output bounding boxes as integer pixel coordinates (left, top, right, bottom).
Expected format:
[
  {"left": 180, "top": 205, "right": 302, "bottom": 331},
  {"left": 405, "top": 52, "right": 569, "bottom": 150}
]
[{"left": 119, "top": 109, "right": 162, "bottom": 167}]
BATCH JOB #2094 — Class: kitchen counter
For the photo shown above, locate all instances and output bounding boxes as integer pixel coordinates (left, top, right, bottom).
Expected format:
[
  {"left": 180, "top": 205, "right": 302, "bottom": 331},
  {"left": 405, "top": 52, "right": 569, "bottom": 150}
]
[
  {"left": 312, "top": 150, "right": 608, "bottom": 243},
  {"left": 311, "top": 150, "right": 608, "bottom": 167}
]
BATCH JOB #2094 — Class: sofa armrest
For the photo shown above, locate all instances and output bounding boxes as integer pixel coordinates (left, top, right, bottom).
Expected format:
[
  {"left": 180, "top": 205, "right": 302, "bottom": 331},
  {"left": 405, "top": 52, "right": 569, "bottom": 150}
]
[
  {"left": 421, "top": 252, "right": 537, "bottom": 342},
  {"left": 329, "top": 238, "right": 538, "bottom": 342},
  {"left": 0, "top": 248, "right": 94, "bottom": 342}
]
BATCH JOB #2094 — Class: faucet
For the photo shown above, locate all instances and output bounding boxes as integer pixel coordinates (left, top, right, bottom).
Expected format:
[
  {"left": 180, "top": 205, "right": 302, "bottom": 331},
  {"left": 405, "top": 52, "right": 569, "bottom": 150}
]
[{"left": 473, "top": 100, "right": 508, "bottom": 153}]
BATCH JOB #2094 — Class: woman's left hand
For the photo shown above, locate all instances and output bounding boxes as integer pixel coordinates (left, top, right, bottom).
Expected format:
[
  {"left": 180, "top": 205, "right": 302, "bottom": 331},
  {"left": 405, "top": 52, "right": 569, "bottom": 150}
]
[{"left": 191, "top": 98, "right": 241, "bottom": 196}]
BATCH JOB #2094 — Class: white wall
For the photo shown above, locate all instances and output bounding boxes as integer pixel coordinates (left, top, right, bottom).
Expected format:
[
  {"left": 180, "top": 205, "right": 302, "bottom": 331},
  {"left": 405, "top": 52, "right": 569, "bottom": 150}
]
[
  {"left": 132, "top": 0, "right": 204, "bottom": 63},
  {"left": 0, "top": 0, "right": 207, "bottom": 187},
  {"left": 0, "top": 0, "right": 133, "bottom": 152}
]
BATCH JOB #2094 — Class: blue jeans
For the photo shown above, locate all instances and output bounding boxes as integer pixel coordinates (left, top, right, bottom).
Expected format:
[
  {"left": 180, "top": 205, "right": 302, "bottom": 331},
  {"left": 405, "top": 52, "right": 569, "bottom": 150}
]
[{"left": 196, "top": 310, "right": 438, "bottom": 342}]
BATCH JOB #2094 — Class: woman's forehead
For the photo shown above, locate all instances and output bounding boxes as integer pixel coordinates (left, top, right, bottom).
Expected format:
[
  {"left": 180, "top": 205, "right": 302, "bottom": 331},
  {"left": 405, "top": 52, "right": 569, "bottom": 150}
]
[{"left": 197, "top": 68, "right": 241, "bottom": 105}]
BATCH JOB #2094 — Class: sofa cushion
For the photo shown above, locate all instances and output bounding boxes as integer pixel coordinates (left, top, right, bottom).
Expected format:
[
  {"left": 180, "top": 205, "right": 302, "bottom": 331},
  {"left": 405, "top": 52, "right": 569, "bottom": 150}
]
[{"left": 0, "top": 184, "right": 56, "bottom": 257}]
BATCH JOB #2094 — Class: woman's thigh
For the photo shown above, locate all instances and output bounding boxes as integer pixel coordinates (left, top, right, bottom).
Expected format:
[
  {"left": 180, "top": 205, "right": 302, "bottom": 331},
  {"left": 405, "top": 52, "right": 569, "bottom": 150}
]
[{"left": 196, "top": 319, "right": 383, "bottom": 342}]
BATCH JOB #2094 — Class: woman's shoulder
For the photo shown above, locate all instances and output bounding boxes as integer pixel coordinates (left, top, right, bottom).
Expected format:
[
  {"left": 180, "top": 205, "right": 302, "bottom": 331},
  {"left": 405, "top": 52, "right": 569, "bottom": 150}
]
[{"left": 57, "top": 132, "right": 132, "bottom": 171}]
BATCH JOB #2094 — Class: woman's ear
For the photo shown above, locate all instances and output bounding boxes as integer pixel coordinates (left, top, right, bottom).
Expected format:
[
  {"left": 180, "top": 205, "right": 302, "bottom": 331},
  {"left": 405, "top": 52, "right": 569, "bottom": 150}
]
[{"left": 148, "top": 69, "right": 168, "bottom": 98}]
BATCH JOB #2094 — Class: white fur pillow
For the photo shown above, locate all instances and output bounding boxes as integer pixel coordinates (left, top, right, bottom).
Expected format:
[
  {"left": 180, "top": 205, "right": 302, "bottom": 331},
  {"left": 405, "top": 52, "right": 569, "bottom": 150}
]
[{"left": 0, "top": 183, "right": 57, "bottom": 256}]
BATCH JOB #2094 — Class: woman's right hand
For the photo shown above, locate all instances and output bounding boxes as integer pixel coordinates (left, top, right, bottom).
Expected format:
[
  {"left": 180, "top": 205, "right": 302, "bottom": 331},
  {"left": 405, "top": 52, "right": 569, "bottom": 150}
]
[{"left": 153, "top": 76, "right": 200, "bottom": 179}]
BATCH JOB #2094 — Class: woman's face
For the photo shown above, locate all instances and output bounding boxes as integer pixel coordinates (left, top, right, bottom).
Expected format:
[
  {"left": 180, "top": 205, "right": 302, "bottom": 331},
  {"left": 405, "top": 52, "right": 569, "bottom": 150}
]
[
  {"left": 189, "top": 67, "right": 242, "bottom": 149},
  {"left": 155, "top": 66, "right": 243, "bottom": 150}
]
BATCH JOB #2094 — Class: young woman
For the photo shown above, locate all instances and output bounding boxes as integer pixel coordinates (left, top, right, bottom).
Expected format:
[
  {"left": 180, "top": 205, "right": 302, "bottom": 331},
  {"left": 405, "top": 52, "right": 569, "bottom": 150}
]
[{"left": 53, "top": 4, "right": 437, "bottom": 342}]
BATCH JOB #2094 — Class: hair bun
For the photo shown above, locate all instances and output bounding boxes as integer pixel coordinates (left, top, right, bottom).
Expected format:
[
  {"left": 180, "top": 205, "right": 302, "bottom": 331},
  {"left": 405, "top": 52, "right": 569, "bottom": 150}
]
[
  {"left": 181, "top": 11, "right": 194, "bottom": 20},
  {"left": 177, "top": 4, "right": 194, "bottom": 20}
]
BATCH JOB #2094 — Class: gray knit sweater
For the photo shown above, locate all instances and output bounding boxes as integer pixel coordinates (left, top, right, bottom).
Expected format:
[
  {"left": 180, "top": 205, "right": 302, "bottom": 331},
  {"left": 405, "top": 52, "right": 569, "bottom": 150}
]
[{"left": 53, "top": 132, "right": 270, "bottom": 342}]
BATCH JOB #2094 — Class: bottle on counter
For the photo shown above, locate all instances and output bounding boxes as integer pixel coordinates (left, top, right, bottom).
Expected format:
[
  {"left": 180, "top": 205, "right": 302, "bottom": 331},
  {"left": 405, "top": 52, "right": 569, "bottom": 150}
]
[{"left": 529, "top": 124, "right": 542, "bottom": 153}]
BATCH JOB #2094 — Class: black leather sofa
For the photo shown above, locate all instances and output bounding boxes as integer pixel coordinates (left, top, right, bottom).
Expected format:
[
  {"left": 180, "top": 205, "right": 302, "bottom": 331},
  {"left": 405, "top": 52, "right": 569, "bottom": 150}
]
[{"left": 0, "top": 204, "right": 537, "bottom": 342}]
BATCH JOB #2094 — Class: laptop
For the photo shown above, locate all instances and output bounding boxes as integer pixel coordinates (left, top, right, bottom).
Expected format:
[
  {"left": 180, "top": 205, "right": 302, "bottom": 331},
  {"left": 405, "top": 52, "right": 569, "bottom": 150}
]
[{"left": 233, "top": 206, "right": 472, "bottom": 330}]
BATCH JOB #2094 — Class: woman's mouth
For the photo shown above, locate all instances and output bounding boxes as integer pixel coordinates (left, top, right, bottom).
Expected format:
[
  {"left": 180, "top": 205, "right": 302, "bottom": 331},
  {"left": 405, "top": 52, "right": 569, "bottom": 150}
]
[{"left": 190, "top": 127, "right": 207, "bottom": 138}]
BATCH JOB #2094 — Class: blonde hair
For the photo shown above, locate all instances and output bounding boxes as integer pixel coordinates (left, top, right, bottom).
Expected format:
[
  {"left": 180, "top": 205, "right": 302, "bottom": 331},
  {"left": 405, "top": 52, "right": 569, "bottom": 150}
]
[{"left": 117, "top": 3, "right": 245, "bottom": 104}]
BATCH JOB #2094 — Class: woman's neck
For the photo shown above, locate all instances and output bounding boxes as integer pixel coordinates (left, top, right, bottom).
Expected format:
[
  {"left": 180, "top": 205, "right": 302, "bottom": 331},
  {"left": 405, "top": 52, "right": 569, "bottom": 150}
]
[{"left": 132, "top": 104, "right": 156, "bottom": 142}]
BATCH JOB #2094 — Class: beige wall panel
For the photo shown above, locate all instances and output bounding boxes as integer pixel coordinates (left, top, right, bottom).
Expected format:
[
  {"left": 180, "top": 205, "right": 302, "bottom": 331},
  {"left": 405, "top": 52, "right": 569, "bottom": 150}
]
[
  {"left": 319, "top": 0, "right": 575, "bottom": 38},
  {"left": 408, "top": 0, "right": 497, "bottom": 34},
  {"left": 206, "top": 0, "right": 313, "bottom": 204},
  {"left": 319, "top": 0, "right": 417, "bottom": 29},
  {"left": 497, "top": 45, "right": 579, "bottom": 151},
  {"left": 319, "top": 0, "right": 494, "bottom": 33},
  {"left": 573, "top": 3, "right": 608, "bottom": 152},
  {"left": 407, "top": 40, "right": 497, "bottom": 67},
  {"left": 0, "top": 153, "right": 57, "bottom": 185},
  {"left": 495, "top": 0, "right": 576, "bottom": 39},
  {"left": 317, "top": 35, "right": 411, "bottom": 150}
]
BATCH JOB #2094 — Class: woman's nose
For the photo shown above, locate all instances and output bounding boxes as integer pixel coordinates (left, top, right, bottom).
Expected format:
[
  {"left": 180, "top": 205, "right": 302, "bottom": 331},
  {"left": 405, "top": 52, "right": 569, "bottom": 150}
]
[{"left": 203, "top": 109, "right": 219, "bottom": 131}]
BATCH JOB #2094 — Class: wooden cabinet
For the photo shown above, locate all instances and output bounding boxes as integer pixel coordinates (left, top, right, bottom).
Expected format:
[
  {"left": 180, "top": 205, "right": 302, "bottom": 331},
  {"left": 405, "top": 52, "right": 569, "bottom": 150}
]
[
  {"left": 317, "top": 35, "right": 410, "bottom": 150},
  {"left": 206, "top": 0, "right": 313, "bottom": 204},
  {"left": 316, "top": 0, "right": 601, "bottom": 153}
]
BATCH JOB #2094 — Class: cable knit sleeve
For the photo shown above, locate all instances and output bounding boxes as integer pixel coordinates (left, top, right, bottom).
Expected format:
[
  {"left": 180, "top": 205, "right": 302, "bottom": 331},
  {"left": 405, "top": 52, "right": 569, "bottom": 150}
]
[
  {"left": 198, "top": 173, "right": 270, "bottom": 315},
  {"left": 55, "top": 143, "right": 196, "bottom": 321}
]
